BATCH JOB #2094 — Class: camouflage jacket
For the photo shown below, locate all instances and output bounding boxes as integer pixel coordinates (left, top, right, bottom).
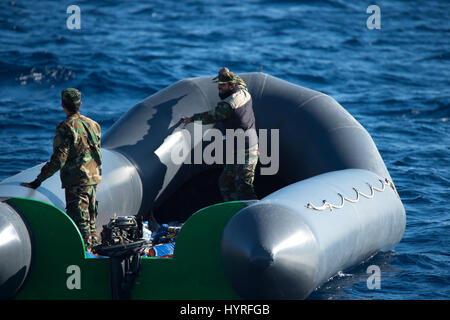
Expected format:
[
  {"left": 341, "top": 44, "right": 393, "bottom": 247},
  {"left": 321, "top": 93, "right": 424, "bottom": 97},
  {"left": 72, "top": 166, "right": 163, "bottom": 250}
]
[
  {"left": 191, "top": 83, "right": 258, "bottom": 149},
  {"left": 191, "top": 99, "right": 234, "bottom": 124},
  {"left": 191, "top": 77, "right": 249, "bottom": 124},
  {"left": 36, "top": 112, "right": 102, "bottom": 188}
]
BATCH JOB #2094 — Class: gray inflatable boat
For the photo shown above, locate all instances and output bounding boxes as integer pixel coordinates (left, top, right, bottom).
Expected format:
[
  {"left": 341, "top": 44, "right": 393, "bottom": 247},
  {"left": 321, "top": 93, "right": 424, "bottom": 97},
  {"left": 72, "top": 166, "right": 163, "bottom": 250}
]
[{"left": 0, "top": 73, "right": 405, "bottom": 299}]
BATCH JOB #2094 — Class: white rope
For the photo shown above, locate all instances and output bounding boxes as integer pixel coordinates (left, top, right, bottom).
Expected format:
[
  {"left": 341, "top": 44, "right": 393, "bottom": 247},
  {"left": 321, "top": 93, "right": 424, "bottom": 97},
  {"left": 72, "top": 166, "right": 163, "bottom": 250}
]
[{"left": 306, "top": 178, "right": 398, "bottom": 212}]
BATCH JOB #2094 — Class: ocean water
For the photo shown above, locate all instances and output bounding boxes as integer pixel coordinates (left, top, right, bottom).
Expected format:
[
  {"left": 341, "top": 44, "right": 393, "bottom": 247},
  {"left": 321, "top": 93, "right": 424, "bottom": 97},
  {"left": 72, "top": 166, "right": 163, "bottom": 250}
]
[{"left": 0, "top": 0, "right": 449, "bottom": 300}]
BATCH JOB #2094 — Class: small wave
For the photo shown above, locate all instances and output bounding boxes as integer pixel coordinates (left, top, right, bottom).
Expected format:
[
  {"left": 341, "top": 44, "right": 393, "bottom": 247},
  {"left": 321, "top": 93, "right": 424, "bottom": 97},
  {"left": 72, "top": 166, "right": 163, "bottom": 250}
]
[
  {"left": 295, "top": 73, "right": 329, "bottom": 84},
  {"left": 380, "top": 99, "right": 450, "bottom": 122},
  {"left": 395, "top": 252, "right": 450, "bottom": 273},
  {"left": 0, "top": 58, "right": 28, "bottom": 80},
  {"left": 415, "top": 23, "right": 450, "bottom": 33},
  {"left": 422, "top": 101, "right": 450, "bottom": 118},
  {"left": 0, "top": 123, "right": 47, "bottom": 130},
  {"left": 392, "top": 160, "right": 409, "bottom": 167},
  {"left": 416, "top": 52, "right": 450, "bottom": 62},
  {"left": 77, "top": 70, "right": 153, "bottom": 94},
  {"left": 28, "top": 51, "right": 57, "bottom": 64},
  {"left": 261, "top": 0, "right": 349, "bottom": 9},
  {"left": 16, "top": 65, "right": 76, "bottom": 87},
  {"left": 341, "top": 37, "right": 362, "bottom": 46},
  {"left": 129, "top": 6, "right": 155, "bottom": 15}
]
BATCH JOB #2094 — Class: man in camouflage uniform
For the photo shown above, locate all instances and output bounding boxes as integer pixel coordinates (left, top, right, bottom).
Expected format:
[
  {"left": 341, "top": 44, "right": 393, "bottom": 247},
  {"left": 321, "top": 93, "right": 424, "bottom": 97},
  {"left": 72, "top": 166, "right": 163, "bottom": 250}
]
[
  {"left": 21, "top": 88, "right": 102, "bottom": 252},
  {"left": 182, "top": 68, "right": 259, "bottom": 201}
]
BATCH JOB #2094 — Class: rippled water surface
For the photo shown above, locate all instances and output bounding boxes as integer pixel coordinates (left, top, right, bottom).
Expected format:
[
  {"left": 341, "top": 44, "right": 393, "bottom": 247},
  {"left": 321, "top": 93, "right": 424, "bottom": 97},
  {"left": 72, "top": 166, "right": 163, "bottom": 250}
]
[{"left": 0, "top": 0, "right": 449, "bottom": 299}]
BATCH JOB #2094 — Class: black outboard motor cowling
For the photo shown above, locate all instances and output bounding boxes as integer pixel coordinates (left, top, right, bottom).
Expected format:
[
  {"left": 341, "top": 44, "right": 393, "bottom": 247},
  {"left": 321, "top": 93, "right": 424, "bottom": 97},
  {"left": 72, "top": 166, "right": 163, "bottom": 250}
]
[{"left": 99, "top": 215, "right": 143, "bottom": 246}]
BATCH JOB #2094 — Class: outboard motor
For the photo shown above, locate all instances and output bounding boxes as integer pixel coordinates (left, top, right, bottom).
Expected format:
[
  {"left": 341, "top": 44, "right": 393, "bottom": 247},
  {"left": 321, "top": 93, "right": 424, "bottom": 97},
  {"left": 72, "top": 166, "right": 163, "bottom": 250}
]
[{"left": 94, "top": 216, "right": 147, "bottom": 299}]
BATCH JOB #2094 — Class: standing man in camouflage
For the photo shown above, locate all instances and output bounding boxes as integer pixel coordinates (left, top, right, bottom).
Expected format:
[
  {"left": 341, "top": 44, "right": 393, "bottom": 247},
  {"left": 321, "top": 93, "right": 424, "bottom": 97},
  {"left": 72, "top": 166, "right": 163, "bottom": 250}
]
[
  {"left": 21, "top": 88, "right": 102, "bottom": 252},
  {"left": 181, "top": 68, "right": 259, "bottom": 201}
]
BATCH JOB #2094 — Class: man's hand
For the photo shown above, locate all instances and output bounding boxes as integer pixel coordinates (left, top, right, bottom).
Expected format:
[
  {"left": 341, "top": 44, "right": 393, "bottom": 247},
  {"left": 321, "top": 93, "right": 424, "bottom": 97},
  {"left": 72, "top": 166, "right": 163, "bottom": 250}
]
[
  {"left": 181, "top": 116, "right": 192, "bottom": 127},
  {"left": 21, "top": 180, "right": 41, "bottom": 189}
]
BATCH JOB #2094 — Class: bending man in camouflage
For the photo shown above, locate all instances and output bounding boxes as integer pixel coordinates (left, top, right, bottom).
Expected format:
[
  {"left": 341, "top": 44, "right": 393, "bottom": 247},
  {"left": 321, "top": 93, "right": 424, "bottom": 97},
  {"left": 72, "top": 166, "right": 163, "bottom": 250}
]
[
  {"left": 21, "top": 88, "right": 102, "bottom": 252},
  {"left": 182, "top": 68, "right": 259, "bottom": 201}
]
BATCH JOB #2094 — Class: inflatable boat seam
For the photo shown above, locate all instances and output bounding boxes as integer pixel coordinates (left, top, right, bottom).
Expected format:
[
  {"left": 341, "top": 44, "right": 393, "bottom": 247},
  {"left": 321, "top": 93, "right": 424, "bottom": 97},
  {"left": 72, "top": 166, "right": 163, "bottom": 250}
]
[
  {"left": 327, "top": 125, "right": 364, "bottom": 133},
  {"left": 295, "top": 93, "right": 327, "bottom": 109},
  {"left": 258, "top": 73, "right": 268, "bottom": 101}
]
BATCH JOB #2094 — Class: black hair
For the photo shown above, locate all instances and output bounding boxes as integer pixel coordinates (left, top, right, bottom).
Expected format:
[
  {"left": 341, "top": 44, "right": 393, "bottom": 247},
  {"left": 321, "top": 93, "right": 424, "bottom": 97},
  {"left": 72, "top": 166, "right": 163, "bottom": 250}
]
[{"left": 63, "top": 100, "right": 80, "bottom": 114}]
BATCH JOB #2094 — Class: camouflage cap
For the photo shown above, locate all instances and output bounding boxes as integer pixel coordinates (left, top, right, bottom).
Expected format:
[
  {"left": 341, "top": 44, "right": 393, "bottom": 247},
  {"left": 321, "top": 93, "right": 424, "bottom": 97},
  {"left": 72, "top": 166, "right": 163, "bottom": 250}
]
[
  {"left": 61, "top": 88, "right": 81, "bottom": 106},
  {"left": 212, "top": 71, "right": 239, "bottom": 84}
]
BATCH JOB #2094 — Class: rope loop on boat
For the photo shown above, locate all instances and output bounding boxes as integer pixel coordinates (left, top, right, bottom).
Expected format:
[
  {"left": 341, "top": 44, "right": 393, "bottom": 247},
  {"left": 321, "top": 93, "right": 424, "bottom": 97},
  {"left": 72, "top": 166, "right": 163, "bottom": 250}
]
[{"left": 306, "top": 178, "right": 399, "bottom": 211}]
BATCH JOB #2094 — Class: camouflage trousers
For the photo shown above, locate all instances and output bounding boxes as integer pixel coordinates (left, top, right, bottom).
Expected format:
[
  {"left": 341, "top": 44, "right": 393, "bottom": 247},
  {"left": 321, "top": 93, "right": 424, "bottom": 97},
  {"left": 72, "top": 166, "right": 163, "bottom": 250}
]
[
  {"left": 65, "top": 185, "right": 99, "bottom": 251},
  {"left": 219, "top": 144, "right": 259, "bottom": 202}
]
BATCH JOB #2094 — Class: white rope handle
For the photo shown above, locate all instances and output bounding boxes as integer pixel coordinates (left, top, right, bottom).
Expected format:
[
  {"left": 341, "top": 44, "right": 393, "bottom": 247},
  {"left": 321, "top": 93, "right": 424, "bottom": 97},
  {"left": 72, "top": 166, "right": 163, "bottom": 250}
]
[{"left": 306, "top": 178, "right": 398, "bottom": 212}]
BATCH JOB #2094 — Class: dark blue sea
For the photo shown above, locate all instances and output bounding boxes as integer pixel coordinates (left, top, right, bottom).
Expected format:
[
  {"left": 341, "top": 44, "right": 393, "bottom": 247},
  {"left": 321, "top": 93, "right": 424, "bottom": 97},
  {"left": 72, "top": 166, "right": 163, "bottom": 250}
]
[{"left": 0, "top": 0, "right": 448, "bottom": 300}]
